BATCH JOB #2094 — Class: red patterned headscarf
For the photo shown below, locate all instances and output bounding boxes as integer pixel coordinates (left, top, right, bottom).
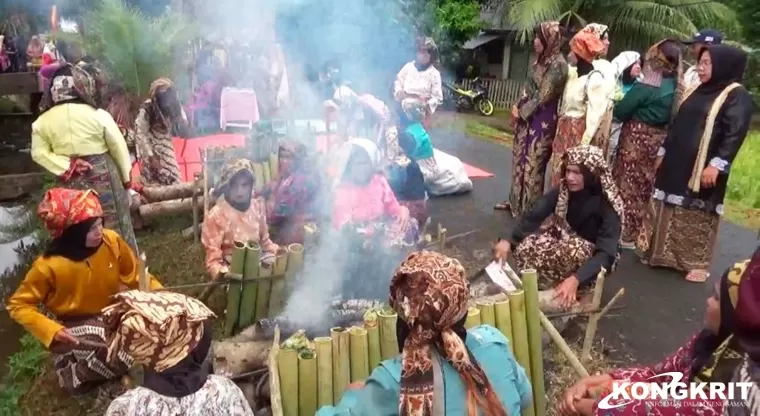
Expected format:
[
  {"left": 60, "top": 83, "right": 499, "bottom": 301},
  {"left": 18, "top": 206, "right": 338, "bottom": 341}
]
[
  {"left": 735, "top": 247, "right": 760, "bottom": 361},
  {"left": 389, "top": 251, "right": 506, "bottom": 416},
  {"left": 37, "top": 188, "right": 103, "bottom": 238},
  {"left": 570, "top": 28, "right": 606, "bottom": 63}
]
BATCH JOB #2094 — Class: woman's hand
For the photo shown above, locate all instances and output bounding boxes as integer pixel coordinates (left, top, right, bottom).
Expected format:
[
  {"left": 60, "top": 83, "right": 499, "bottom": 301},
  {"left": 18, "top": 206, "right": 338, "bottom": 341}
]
[
  {"left": 654, "top": 156, "right": 663, "bottom": 172},
  {"left": 492, "top": 239, "right": 511, "bottom": 263},
  {"left": 558, "top": 379, "right": 591, "bottom": 415},
  {"left": 53, "top": 329, "right": 80, "bottom": 347},
  {"left": 347, "top": 381, "right": 365, "bottom": 390},
  {"left": 397, "top": 206, "right": 410, "bottom": 232},
  {"left": 511, "top": 105, "right": 519, "bottom": 120},
  {"left": 701, "top": 166, "right": 719, "bottom": 188}
]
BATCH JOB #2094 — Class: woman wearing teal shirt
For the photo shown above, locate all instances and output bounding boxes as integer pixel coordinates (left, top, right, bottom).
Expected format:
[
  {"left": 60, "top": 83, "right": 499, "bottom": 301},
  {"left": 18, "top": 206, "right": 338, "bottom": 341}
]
[{"left": 317, "top": 251, "right": 532, "bottom": 416}]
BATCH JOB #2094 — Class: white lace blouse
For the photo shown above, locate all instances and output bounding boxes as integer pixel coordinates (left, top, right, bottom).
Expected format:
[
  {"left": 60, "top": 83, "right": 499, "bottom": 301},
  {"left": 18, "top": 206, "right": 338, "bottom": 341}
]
[{"left": 393, "top": 62, "right": 444, "bottom": 114}]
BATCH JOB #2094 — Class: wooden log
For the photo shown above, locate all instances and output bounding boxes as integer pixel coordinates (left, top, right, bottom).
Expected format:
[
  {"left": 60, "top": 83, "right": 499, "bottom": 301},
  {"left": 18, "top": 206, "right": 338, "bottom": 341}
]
[
  {"left": 138, "top": 197, "right": 205, "bottom": 220},
  {"left": 581, "top": 270, "right": 607, "bottom": 363},
  {"left": 211, "top": 339, "right": 271, "bottom": 376},
  {"left": 268, "top": 328, "right": 283, "bottom": 416},
  {"left": 141, "top": 182, "right": 198, "bottom": 202}
]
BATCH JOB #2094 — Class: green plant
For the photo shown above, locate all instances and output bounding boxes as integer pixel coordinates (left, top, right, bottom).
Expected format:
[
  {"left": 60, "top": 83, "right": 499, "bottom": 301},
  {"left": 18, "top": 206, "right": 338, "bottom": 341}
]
[{"left": 0, "top": 334, "right": 48, "bottom": 416}]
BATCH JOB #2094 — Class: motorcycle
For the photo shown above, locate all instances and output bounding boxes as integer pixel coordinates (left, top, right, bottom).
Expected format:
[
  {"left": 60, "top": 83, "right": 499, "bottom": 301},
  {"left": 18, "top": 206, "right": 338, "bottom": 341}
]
[{"left": 443, "top": 77, "right": 495, "bottom": 116}]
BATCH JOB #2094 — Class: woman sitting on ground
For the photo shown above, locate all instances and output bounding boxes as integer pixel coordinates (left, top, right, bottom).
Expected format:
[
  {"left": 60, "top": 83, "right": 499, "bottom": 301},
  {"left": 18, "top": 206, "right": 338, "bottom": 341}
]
[
  {"left": 332, "top": 137, "right": 417, "bottom": 246},
  {"left": 558, "top": 255, "right": 752, "bottom": 416},
  {"left": 31, "top": 63, "right": 138, "bottom": 252},
  {"left": 263, "top": 141, "right": 320, "bottom": 245},
  {"left": 493, "top": 145, "right": 623, "bottom": 311},
  {"left": 134, "top": 78, "right": 190, "bottom": 186},
  {"left": 385, "top": 128, "right": 429, "bottom": 227},
  {"left": 317, "top": 250, "right": 532, "bottom": 416},
  {"left": 103, "top": 291, "right": 254, "bottom": 416},
  {"left": 202, "top": 159, "right": 280, "bottom": 280},
  {"left": 6, "top": 188, "right": 163, "bottom": 396}
]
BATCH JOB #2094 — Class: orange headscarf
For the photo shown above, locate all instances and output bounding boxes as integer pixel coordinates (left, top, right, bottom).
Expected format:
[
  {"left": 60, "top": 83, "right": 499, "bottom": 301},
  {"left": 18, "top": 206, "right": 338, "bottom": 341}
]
[
  {"left": 570, "top": 30, "right": 605, "bottom": 63},
  {"left": 37, "top": 188, "right": 103, "bottom": 238}
]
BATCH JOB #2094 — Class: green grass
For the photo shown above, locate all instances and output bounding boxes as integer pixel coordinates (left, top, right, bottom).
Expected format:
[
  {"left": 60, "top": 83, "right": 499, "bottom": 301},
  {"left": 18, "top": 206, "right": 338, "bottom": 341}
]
[
  {"left": 0, "top": 335, "right": 47, "bottom": 416},
  {"left": 724, "top": 131, "right": 760, "bottom": 228}
]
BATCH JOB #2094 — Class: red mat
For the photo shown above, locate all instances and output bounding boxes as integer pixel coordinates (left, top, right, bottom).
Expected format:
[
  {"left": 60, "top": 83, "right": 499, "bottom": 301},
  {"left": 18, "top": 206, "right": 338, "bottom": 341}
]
[{"left": 131, "top": 133, "right": 494, "bottom": 182}]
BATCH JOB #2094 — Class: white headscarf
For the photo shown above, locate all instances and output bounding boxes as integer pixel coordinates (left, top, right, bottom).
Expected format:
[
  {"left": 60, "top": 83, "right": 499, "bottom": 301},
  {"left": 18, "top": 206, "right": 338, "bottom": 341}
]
[
  {"left": 332, "top": 137, "right": 381, "bottom": 188},
  {"left": 611, "top": 51, "right": 641, "bottom": 79}
]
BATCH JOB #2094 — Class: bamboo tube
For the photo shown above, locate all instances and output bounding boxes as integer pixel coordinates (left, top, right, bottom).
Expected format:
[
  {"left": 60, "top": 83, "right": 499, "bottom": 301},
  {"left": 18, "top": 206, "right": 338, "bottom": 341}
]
[
  {"left": 277, "top": 348, "right": 299, "bottom": 416},
  {"left": 267, "top": 248, "right": 290, "bottom": 316},
  {"left": 141, "top": 182, "right": 197, "bottom": 202},
  {"left": 349, "top": 327, "right": 369, "bottom": 382},
  {"left": 464, "top": 307, "right": 481, "bottom": 329},
  {"left": 238, "top": 242, "right": 261, "bottom": 328},
  {"left": 304, "top": 224, "right": 318, "bottom": 250},
  {"left": 138, "top": 197, "right": 205, "bottom": 220},
  {"left": 254, "top": 263, "right": 273, "bottom": 320},
  {"left": 314, "top": 337, "right": 334, "bottom": 408},
  {"left": 331, "top": 327, "right": 351, "bottom": 404},
  {"left": 476, "top": 300, "right": 496, "bottom": 327},
  {"left": 493, "top": 299, "right": 513, "bottom": 351},
  {"left": 364, "top": 315, "right": 381, "bottom": 371},
  {"left": 279, "top": 243, "right": 305, "bottom": 313},
  {"left": 253, "top": 163, "right": 265, "bottom": 193},
  {"left": 298, "top": 350, "right": 318, "bottom": 416},
  {"left": 508, "top": 290, "right": 533, "bottom": 400},
  {"left": 522, "top": 269, "right": 546, "bottom": 416},
  {"left": 377, "top": 309, "right": 399, "bottom": 360},
  {"left": 224, "top": 241, "right": 247, "bottom": 336},
  {"left": 263, "top": 161, "right": 272, "bottom": 185},
  {"left": 269, "top": 152, "right": 279, "bottom": 181}
]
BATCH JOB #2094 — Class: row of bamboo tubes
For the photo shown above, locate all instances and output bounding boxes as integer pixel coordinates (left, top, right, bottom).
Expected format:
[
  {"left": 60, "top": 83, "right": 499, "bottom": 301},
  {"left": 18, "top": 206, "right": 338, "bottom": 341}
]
[
  {"left": 272, "top": 269, "right": 546, "bottom": 416},
  {"left": 225, "top": 241, "right": 305, "bottom": 336}
]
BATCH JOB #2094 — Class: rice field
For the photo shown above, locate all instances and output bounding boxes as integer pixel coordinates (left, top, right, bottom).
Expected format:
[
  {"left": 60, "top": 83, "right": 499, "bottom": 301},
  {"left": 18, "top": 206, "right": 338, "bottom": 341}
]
[{"left": 724, "top": 131, "right": 760, "bottom": 228}]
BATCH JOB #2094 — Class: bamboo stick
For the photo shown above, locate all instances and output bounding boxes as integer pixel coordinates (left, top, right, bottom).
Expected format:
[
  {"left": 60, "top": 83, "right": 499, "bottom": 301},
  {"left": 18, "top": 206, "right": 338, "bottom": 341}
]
[
  {"left": 464, "top": 306, "right": 481, "bottom": 329},
  {"left": 493, "top": 299, "right": 513, "bottom": 351},
  {"left": 476, "top": 300, "right": 496, "bottom": 327},
  {"left": 239, "top": 242, "right": 261, "bottom": 328},
  {"left": 253, "top": 163, "right": 265, "bottom": 193},
  {"left": 192, "top": 174, "right": 201, "bottom": 243},
  {"left": 138, "top": 252, "right": 149, "bottom": 291},
  {"left": 349, "top": 327, "right": 370, "bottom": 382},
  {"left": 331, "top": 327, "right": 351, "bottom": 404},
  {"left": 522, "top": 269, "right": 546, "bottom": 416},
  {"left": 224, "top": 241, "right": 247, "bottom": 337},
  {"left": 508, "top": 290, "right": 533, "bottom": 396},
  {"left": 269, "top": 152, "right": 279, "bottom": 182},
  {"left": 141, "top": 182, "right": 197, "bottom": 202},
  {"left": 268, "top": 327, "right": 283, "bottom": 416},
  {"left": 378, "top": 309, "right": 399, "bottom": 360},
  {"left": 364, "top": 314, "right": 381, "bottom": 371},
  {"left": 254, "top": 263, "right": 274, "bottom": 321},
  {"left": 277, "top": 348, "right": 299, "bottom": 416},
  {"left": 581, "top": 271, "right": 607, "bottom": 363},
  {"left": 298, "top": 350, "right": 318, "bottom": 416},
  {"left": 267, "top": 248, "right": 290, "bottom": 316},
  {"left": 597, "top": 288, "right": 626, "bottom": 318},
  {"left": 314, "top": 337, "right": 334, "bottom": 408},
  {"left": 202, "top": 149, "right": 210, "bottom": 216}
]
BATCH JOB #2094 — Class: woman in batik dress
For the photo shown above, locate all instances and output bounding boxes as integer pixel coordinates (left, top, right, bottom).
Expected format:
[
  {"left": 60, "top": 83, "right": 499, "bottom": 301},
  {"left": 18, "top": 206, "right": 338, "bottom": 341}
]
[
  {"left": 494, "top": 21, "right": 568, "bottom": 216},
  {"left": 103, "top": 291, "right": 254, "bottom": 416},
  {"left": 558, "top": 255, "right": 751, "bottom": 415},
  {"left": 7, "top": 188, "right": 163, "bottom": 395},
  {"left": 493, "top": 145, "right": 623, "bottom": 310},
  {"left": 639, "top": 45, "right": 752, "bottom": 283},
  {"left": 550, "top": 24, "right": 616, "bottom": 186},
  {"left": 393, "top": 37, "right": 443, "bottom": 130},
  {"left": 31, "top": 63, "right": 138, "bottom": 252},
  {"left": 611, "top": 40, "right": 682, "bottom": 248},
  {"left": 134, "top": 78, "right": 188, "bottom": 186}
]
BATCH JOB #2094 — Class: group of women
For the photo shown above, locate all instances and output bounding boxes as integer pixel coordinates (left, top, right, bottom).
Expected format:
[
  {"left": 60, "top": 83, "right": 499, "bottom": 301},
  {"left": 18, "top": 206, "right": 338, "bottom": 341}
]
[{"left": 500, "top": 22, "right": 752, "bottom": 287}]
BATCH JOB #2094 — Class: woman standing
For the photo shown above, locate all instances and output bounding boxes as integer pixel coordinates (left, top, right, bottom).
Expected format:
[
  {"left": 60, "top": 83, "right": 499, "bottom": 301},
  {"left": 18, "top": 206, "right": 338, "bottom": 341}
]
[
  {"left": 31, "top": 63, "right": 138, "bottom": 251},
  {"left": 612, "top": 40, "right": 681, "bottom": 248},
  {"left": 134, "top": 78, "right": 188, "bottom": 186},
  {"left": 495, "top": 21, "right": 568, "bottom": 216},
  {"left": 550, "top": 25, "right": 615, "bottom": 186},
  {"left": 393, "top": 37, "right": 443, "bottom": 130},
  {"left": 608, "top": 51, "right": 641, "bottom": 164},
  {"left": 639, "top": 45, "right": 752, "bottom": 283}
]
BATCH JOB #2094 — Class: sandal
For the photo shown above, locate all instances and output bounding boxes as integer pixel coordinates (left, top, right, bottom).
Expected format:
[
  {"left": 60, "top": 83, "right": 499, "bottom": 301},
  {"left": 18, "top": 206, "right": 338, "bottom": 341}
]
[
  {"left": 494, "top": 201, "right": 510, "bottom": 211},
  {"left": 685, "top": 269, "right": 710, "bottom": 283}
]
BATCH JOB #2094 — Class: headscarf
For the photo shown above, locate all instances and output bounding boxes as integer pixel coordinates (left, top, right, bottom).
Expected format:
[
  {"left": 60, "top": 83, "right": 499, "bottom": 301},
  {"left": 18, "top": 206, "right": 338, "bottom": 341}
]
[
  {"left": 214, "top": 159, "right": 256, "bottom": 211},
  {"left": 735, "top": 248, "right": 760, "bottom": 362},
  {"left": 43, "top": 63, "right": 98, "bottom": 110},
  {"left": 389, "top": 251, "right": 507, "bottom": 416},
  {"left": 690, "top": 258, "right": 749, "bottom": 382},
  {"left": 557, "top": 145, "right": 625, "bottom": 227},
  {"left": 695, "top": 45, "right": 747, "bottom": 95},
  {"left": 583, "top": 23, "right": 609, "bottom": 41},
  {"left": 37, "top": 188, "right": 103, "bottom": 238},
  {"left": 415, "top": 37, "right": 438, "bottom": 70},
  {"left": 533, "top": 21, "right": 564, "bottom": 68},
  {"left": 569, "top": 30, "right": 605, "bottom": 63},
  {"left": 640, "top": 39, "right": 681, "bottom": 87},
  {"left": 43, "top": 217, "right": 102, "bottom": 262},
  {"left": 333, "top": 138, "right": 381, "bottom": 188},
  {"left": 26, "top": 35, "right": 43, "bottom": 59},
  {"left": 145, "top": 78, "right": 178, "bottom": 134},
  {"left": 611, "top": 51, "right": 640, "bottom": 81},
  {"left": 102, "top": 290, "right": 216, "bottom": 378},
  {"left": 278, "top": 140, "right": 308, "bottom": 173}
]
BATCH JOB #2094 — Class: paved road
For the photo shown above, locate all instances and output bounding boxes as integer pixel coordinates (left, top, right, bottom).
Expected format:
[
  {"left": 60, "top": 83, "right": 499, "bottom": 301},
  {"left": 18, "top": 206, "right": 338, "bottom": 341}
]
[{"left": 427, "top": 128, "right": 757, "bottom": 365}]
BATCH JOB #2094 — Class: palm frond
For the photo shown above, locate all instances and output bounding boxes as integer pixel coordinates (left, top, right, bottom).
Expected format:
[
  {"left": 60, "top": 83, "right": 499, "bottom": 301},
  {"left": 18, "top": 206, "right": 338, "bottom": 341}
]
[{"left": 505, "top": 0, "right": 564, "bottom": 44}]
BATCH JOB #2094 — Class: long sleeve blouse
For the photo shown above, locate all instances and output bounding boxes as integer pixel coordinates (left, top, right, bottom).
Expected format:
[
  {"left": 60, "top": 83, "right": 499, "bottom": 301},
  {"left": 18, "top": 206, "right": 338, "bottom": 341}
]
[
  {"left": 393, "top": 62, "right": 443, "bottom": 114},
  {"left": 559, "top": 68, "right": 611, "bottom": 145}
]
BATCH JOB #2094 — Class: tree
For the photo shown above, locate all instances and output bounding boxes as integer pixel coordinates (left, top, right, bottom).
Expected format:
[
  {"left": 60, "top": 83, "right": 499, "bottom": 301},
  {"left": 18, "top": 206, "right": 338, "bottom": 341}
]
[{"left": 505, "top": 0, "right": 741, "bottom": 52}]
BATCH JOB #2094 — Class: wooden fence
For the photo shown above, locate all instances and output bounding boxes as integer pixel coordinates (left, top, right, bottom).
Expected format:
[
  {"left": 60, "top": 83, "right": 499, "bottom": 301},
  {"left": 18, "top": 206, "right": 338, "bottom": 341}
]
[{"left": 460, "top": 78, "right": 523, "bottom": 109}]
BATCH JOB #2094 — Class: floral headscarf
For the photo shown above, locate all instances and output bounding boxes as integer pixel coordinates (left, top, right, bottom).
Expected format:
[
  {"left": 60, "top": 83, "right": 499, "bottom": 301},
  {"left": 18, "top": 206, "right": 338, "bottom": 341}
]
[
  {"left": 735, "top": 248, "right": 760, "bottom": 361},
  {"left": 584, "top": 23, "right": 609, "bottom": 40},
  {"left": 44, "top": 63, "right": 98, "bottom": 110},
  {"left": 278, "top": 140, "right": 308, "bottom": 172},
  {"left": 389, "top": 251, "right": 504, "bottom": 416},
  {"left": 215, "top": 158, "right": 256, "bottom": 194},
  {"left": 535, "top": 21, "right": 564, "bottom": 66},
  {"left": 570, "top": 31, "right": 606, "bottom": 63},
  {"left": 146, "top": 77, "right": 177, "bottom": 134},
  {"left": 37, "top": 188, "right": 103, "bottom": 238},
  {"left": 102, "top": 290, "right": 216, "bottom": 372},
  {"left": 641, "top": 39, "right": 684, "bottom": 119},
  {"left": 557, "top": 145, "right": 625, "bottom": 226}
]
